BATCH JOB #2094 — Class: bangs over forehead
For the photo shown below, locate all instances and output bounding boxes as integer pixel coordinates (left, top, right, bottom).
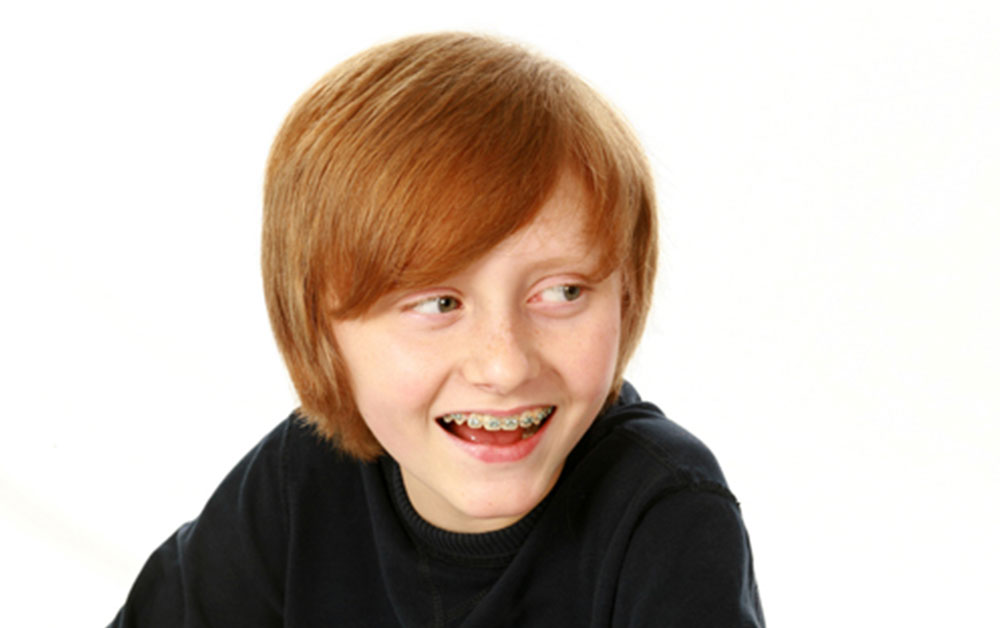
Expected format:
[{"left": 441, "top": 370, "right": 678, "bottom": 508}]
[
  {"left": 262, "top": 32, "right": 656, "bottom": 459},
  {"left": 265, "top": 33, "right": 645, "bottom": 318}
]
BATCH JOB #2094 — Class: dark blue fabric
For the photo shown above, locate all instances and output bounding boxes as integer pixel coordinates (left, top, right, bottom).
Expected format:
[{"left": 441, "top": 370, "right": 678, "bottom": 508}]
[{"left": 110, "top": 384, "right": 764, "bottom": 626}]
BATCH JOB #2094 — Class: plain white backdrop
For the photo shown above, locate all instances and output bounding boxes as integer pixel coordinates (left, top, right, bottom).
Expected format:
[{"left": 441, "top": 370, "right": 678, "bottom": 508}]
[{"left": 2, "top": 1, "right": 997, "bottom": 625}]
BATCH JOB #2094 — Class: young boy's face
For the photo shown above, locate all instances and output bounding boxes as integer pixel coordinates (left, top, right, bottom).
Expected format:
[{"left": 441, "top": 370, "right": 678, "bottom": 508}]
[{"left": 332, "top": 174, "right": 622, "bottom": 533}]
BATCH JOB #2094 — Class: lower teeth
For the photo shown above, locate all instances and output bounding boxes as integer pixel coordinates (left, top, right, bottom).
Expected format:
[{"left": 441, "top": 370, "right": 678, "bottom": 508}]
[{"left": 520, "top": 424, "right": 541, "bottom": 439}]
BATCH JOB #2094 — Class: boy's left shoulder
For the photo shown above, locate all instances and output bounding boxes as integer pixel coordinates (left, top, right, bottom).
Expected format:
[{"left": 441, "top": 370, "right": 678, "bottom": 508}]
[
  {"left": 537, "top": 383, "right": 764, "bottom": 625},
  {"left": 573, "top": 382, "right": 732, "bottom": 497}
]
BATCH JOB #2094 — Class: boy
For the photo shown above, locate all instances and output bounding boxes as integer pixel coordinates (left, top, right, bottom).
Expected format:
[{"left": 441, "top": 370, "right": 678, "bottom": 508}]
[{"left": 112, "top": 32, "right": 764, "bottom": 626}]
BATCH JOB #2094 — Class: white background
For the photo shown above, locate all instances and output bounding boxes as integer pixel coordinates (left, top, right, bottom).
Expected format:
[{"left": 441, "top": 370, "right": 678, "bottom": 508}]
[{"left": 2, "top": 1, "right": 997, "bottom": 626}]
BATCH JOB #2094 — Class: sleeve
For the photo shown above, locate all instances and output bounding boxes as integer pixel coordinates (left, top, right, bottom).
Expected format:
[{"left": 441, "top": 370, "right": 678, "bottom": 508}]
[
  {"left": 108, "top": 421, "right": 290, "bottom": 628},
  {"left": 613, "top": 488, "right": 765, "bottom": 628}
]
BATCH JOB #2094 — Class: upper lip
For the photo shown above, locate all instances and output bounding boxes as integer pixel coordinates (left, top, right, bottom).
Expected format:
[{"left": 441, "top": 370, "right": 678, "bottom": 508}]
[{"left": 435, "top": 404, "right": 554, "bottom": 418}]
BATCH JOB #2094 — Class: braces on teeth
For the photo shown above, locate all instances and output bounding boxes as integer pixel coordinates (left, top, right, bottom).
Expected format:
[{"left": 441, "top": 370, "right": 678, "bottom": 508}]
[{"left": 439, "top": 407, "right": 553, "bottom": 431}]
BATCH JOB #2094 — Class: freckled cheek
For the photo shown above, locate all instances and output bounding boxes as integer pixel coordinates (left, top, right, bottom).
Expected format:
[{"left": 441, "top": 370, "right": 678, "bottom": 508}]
[{"left": 540, "top": 314, "right": 621, "bottom": 389}]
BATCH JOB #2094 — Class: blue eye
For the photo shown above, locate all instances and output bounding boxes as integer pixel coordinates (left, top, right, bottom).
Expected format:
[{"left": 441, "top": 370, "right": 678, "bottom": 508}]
[
  {"left": 412, "top": 295, "right": 461, "bottom": 314},
  {"left": 539, "top": 284, "right": 583, "bottom": 303}
]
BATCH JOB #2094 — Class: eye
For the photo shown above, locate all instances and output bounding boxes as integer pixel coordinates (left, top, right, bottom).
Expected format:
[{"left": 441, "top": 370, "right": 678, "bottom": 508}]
[
  {"left": 537, "top": 284, "right": 584, "bottom": 303},
  {"left": 411, "top": 295, "right": 462, "bottom": 314}
]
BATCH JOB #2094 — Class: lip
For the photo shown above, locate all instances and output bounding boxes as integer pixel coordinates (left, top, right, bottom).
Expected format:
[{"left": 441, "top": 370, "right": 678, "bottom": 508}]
[{"left": 438, "top": 407, "right": 555, "bottom": 463}]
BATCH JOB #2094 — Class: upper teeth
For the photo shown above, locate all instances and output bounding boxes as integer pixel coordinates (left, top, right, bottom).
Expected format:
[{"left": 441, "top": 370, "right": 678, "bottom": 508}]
[{"left": 440, "top": 407, "right": 553, "bottom": 431}]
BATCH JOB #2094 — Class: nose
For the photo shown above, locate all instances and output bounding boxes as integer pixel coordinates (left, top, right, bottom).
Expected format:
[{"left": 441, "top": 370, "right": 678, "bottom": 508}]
[{"left": 461, "top": 308, "right": 540, "bottom": 394}]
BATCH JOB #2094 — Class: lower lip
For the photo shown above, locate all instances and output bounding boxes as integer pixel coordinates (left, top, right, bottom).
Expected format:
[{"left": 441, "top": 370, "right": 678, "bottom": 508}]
[{"left": 442, "top": 411, "right": 554, "bottom": 463}]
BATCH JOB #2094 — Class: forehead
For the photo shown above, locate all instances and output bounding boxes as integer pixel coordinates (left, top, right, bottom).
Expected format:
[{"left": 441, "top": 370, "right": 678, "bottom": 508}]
[
  {"left": 484, "top": 174, "right": 596, "bottom": 265},
  {"left": 327, "top": 166, "right": 620, "bottom": 319}
]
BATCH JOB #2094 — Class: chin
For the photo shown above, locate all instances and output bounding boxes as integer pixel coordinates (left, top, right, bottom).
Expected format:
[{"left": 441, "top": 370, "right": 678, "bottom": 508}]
[{"left": 451, "top": 472, "right": 559, "bottom": 531}]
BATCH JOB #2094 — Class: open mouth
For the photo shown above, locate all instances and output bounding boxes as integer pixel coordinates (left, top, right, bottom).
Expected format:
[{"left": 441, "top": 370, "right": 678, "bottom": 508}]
[{"left": 436, "top": 406, "right": 555, "bottom": 445}]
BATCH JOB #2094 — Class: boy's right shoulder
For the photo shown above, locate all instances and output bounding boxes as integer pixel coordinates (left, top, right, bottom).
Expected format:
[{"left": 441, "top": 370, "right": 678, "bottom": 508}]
[
  {"left": 248, "top": 411, "right": 366, "bottom": 483},
  {"left": 257, "top": 411, "right": 344, "bottom": 453}
]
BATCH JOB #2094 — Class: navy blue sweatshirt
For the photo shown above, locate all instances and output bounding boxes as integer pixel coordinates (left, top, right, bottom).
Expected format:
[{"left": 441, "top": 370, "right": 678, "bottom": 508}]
[{"left": 111, "top": 384, "right": 764, "bottom": 626}]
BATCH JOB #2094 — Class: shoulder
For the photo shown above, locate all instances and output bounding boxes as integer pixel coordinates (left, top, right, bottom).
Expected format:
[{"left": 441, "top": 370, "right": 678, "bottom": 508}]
[
  {"left": 556, "top": 384, "right": 765, "bottom": 625},
  {"left": 612, "top": 487, "right": 764, "bottom": 627},
  {"left": 253, "top": 411, "right": 368, "bottom": 499},
  {"left": 570, "top": 381, "right": 732, "bottom": 500},
  {"left": 249, "top": 411, "right": 361, "bottom": 471},
  {"left": 110, "top": 413, "right": 329, "bottom": 627},
  {"left": 549, "top": 382, "right": 744, "bottom": 560}
]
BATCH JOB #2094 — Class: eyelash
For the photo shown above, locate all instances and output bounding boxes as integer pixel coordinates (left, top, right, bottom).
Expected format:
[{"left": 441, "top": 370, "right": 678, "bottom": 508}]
[{"left": 408, "top": 284, "right": 585, "bottom": 315}]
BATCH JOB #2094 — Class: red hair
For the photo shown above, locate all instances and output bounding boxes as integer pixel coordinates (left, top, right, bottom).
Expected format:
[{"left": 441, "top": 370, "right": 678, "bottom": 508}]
[{"left": 263, "top": 33, "right": 657, "bottom": 459}]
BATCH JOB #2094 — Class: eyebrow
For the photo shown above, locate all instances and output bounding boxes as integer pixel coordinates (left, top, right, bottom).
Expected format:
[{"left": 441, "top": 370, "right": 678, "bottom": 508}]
[{"left": 518, "top": 251, "right": 608, "bottom": 281}]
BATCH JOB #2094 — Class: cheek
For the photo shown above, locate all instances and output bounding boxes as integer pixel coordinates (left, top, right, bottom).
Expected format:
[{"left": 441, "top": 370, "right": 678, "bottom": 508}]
[
  {"left": 583, "top": 320, "right": 622, "bottom": 386},
  {"left": 343, "top": 331, "right": 448, "bottom": 422},
  {"left": 550, "top": 305, "right": 622, "bottom": 392},
  {"left": 347, "top": 348, "right": 434, "bottom": 456},
  {"left": 382, "top": 336, "right": 452, "bottom": 399}
]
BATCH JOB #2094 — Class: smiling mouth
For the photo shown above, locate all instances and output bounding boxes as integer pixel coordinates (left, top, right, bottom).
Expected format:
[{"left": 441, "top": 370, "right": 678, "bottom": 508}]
[{"left": 436, "top": 406, "right": 555, "bottom": 444}]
